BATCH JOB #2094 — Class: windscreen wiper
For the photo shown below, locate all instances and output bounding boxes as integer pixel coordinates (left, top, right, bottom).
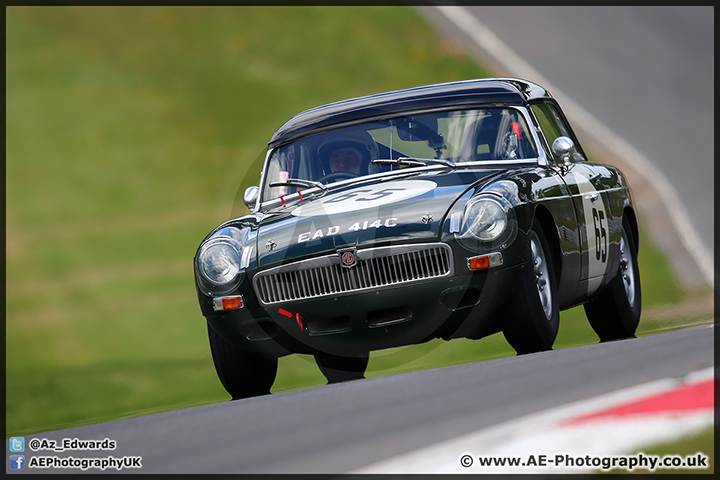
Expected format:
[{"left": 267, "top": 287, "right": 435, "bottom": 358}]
[
  {"left": 372, "top": 157, "right": 456, "bottom": 169},
  {"left": 268, "top": 178, "right": 328, "bottom": 207},
  {"left": 269, "top": 178, "right": 328, "bottom": 192}
]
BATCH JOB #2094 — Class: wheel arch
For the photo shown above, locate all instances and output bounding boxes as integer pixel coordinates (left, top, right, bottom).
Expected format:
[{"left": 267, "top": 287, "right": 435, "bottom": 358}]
[{"left": 622, "top": 206, "right": 640, "bottom": 253}]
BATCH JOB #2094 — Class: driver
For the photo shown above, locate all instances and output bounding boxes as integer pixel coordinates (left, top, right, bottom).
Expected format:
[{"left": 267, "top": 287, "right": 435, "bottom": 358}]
[
  {"left": 329, "top": 146, "right": 362, "bottom": 174},
  {"left": 317, "top": 130, "right": 380, "bottom": 179}
]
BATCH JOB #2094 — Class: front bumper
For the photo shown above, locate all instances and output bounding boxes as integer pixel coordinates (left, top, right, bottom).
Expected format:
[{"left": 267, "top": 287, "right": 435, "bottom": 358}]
[{"left": 201, "top": 258, "right": 524, "bottom": 357}]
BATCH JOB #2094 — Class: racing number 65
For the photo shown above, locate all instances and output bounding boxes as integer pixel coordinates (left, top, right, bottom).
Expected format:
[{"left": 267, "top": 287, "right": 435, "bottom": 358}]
[
  {"left": 324, "top": 188, "right": 405, "bottom": 204},
  {"left": 592, "top": 207, "right": 607, "bottom": 263}
]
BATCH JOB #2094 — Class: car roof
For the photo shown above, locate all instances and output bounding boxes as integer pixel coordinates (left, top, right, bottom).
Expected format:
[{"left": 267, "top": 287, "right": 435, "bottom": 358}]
[{"left": 268, "top": 78, "right": 552, "bottom": 147}]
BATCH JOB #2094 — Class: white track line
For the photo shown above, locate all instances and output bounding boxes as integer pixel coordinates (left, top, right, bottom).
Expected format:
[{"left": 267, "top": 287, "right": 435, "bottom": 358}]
[
  {"left": 353, "top": 366, "right": 714, "bottom": 473},
  {"left": 435, "top": 5, "right": 713, "bottom": 287}
]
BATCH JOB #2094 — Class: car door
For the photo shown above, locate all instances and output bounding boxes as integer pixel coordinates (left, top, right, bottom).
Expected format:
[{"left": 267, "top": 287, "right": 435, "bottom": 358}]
[{"left": 529, "top": 101, "right": 617, "bottom": 301}]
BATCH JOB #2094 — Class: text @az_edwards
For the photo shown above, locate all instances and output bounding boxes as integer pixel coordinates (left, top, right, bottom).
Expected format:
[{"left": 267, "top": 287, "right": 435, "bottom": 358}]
[{"left": 28, "top": 437, "right": 116, "bottom": 452}]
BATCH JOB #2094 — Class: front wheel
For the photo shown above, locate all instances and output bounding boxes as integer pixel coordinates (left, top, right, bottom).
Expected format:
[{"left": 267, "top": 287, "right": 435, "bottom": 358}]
[
  {"left": 502, "top": 218, "right": 560, "bottom": 354},
  {"left": 584, "top": 217, "right": 641, "bottom": 341},
  {"left": 207, "top": 322, "right": 277, "bottom": 400}
]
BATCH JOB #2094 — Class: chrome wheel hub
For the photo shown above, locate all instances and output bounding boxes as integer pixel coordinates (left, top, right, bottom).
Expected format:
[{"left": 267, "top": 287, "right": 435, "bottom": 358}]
[
  {"left": 619, "top": 231, "right": 636, "bottom": 307},
  {"left": 530, "top": 231, "right": 552, "bottom": 320}
]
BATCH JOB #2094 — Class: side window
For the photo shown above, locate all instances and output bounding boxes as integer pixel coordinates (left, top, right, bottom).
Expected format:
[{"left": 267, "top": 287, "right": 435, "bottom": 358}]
[
  {"left": 530, "top": 103, "right": 576, "bottom": 163},
  {"left": 262, "top": 146, "right": 297, "bottom": 201},
  {"left": 264, "top": 149, "right": 288, "bottom": 199}
]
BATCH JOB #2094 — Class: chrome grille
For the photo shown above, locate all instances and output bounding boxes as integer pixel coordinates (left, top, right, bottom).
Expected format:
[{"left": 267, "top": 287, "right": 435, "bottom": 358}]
[{"left": 253, "top": 243, "right": 453, "bottom": 305}]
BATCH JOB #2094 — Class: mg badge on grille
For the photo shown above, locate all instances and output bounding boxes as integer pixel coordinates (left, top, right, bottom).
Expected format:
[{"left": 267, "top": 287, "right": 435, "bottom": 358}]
[{"left": 339, "top": 248, "right": 357, "bottom": 268}]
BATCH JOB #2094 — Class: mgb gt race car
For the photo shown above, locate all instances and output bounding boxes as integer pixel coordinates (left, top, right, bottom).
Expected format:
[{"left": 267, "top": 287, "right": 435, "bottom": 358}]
[{"left": 194, "top": 78, "right": 641, "bottom": 399}]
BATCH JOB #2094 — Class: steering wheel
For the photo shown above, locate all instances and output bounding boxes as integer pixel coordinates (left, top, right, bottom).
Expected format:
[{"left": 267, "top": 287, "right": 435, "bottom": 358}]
[
  {"left": 498, "top": 132, "right": 520, "bottom": 160},
  {"left": 318, "top": 171, "right": 359, "bottom": 183}
]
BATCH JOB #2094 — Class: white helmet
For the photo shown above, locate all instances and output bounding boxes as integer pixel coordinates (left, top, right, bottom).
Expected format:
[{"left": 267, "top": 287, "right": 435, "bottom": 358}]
[{"left": 317, "top": 128, "right": 380, "bottom": 166}]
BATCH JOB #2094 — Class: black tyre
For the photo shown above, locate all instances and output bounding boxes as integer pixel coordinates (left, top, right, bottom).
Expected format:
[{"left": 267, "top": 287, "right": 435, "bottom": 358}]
[
  {"left": 207, "top": 322, "right": 277, "bottom": 400},
  {"left": 314, "top": 352, "right": 369, "bottom": 384},
  {"left": 502, "top": 217, "right": 560, "bottom": 354},
  {"left": 584, "top": 216, "right": 641, "bottom": 341}
]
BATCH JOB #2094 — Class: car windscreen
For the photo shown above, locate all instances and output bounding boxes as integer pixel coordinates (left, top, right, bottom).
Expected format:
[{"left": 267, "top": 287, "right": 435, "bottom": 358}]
[{"left": 260, "top": 108, "right": 537, "bottom": 203}]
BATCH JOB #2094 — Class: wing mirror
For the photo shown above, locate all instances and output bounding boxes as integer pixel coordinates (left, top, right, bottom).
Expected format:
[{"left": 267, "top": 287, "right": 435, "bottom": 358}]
[
  {"left": 551, "top": 136, "right": 574, "bottom": 168},
  {"left": 243, "top": 186, "right": 259, "bottom": 210}
]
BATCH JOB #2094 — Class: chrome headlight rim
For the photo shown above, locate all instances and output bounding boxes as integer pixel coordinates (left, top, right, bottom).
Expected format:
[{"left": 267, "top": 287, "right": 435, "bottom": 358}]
[
  {"left": 196, "top": 228, "right": 247, "bottom": 295},
  {"left": 455, "top": 193, "right": 517, "bottom": 252},
  {"left": 461, "top": 195, "right": 508, "bottom": 242}
]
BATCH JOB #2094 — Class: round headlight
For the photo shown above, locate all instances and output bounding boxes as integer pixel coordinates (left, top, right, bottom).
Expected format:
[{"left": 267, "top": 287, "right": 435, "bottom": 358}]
[
  {"left": 197, "top": 237, "right": 244, "bottom": 294},
  {"left": 461, "top": 196, "right": 508, "bottom": 242},
  {"left": 454, "top": 193, "right": 518, "bottom": 253}
]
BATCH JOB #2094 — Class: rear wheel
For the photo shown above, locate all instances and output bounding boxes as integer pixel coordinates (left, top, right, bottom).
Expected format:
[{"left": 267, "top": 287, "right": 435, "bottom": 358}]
[
  {"left": 207, "top": 322, "right": 277, "bottom": 399},
  {"left": 584, "top": 217, "right": 641, "bottom": 341},
  {"left": 502, "top": 217, "right": 560, "bottom": 354},
  {"left": 314, "top": 352, "right": 369, "bottom": 384}
]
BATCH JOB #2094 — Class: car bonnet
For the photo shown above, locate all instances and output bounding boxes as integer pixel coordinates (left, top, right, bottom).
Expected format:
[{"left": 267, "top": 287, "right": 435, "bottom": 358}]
[{"left": 254, "top": 170, "right": 503, "bottom": 268}]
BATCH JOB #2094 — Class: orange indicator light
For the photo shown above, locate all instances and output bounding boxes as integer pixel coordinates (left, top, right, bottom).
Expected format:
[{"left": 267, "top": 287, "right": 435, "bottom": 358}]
[
  {"left": 212, "top": 295, "right": 245, "bottom": 311},
  {"left": 222, "top": 296, "right": 244, "bottom": 310},
  {"left": 468, "top": 256, "right": 490, "bottom": 270},
  {"left": 467, "top": 252, "right": 503, "bottom": 271}
]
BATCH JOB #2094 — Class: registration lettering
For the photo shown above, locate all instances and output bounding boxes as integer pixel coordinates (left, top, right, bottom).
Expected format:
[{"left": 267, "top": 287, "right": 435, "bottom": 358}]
[{"left": 297, "top": 218, "right": 398, "bottom": 243}]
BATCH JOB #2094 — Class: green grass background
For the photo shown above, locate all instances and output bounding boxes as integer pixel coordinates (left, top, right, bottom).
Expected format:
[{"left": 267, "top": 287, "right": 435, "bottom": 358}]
[{"left": 6, "top": 6, "right": 708, "bottom": 438}]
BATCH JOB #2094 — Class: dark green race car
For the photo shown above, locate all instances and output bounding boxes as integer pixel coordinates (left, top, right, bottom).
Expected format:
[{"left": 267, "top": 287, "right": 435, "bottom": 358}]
[{"left": 194, "top": 78, "right": 641, "bottom": 399}]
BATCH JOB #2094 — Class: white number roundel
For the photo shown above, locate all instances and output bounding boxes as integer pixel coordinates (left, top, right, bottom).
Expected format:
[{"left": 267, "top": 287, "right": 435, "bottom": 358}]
[
  {"left": 291, "top": 180, "right": 437, "bottom": 217},
  {"left": 572, "top": 169, "right": 608, "bottom": 296}
]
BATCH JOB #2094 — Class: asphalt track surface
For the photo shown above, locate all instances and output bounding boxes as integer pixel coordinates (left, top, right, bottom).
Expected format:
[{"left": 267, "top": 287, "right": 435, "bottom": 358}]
[
  {"left": 421, "top": 6, "right": 714, "bottom": 286},
  {"left": 10, "top": 325, "right": 713, "bottom": 474}
]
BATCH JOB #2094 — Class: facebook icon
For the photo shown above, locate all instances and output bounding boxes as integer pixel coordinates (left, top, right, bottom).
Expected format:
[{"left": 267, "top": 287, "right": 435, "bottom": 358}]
[{"left": 9, "top": 455, "right": 25, "bottom": 470}]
